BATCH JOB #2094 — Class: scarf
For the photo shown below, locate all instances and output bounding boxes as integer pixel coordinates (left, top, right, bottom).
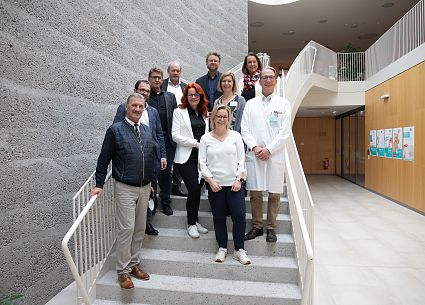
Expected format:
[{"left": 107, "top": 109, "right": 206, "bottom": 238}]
[{"left": 243, "top": 71, "right": 260, "bottom": 92}]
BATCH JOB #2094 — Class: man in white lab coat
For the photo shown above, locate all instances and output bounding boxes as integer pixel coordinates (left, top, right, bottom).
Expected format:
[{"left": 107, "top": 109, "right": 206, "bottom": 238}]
[{"left": 241, "top": 67, "right": 291, "bottom": 242}]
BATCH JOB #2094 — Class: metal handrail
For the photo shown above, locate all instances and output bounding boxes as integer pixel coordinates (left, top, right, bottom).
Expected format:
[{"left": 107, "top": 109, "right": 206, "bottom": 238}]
[
  {"left": 62, "top": 195, "right": 97, "bottom": 305},
  {"left": 62, "top": 169, "right": 114, "bottom": 305}
]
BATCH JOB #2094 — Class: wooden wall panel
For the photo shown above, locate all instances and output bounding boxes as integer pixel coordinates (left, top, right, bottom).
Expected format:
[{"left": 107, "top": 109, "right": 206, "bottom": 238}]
[
  {"left": 365, "top": 61, "right": 425, "bottom": 213},
  {"left": 293, "top": 117, "right": 335, "bottom": 174}
]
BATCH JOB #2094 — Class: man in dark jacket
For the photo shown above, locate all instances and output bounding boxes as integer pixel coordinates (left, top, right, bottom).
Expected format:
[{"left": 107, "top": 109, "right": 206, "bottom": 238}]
[
  {"left": 113, "top": 80, "right": 165, "bottom": 235},
  {"left": 161, "top": 62, "right": 188, "bottom": 197},
  {"left": 91, "top": 93, "right": 155, "bottom": 289},
  {"left": 196, "top": 52, "right": 223, "bottom": 111},
  {"left": 148, "top": 67, "right": 178, "bottom": 215}
]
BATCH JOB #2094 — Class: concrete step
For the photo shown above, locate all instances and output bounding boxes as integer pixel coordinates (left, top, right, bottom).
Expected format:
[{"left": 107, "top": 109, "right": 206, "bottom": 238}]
[
  {"left": 142, "top": 228, "right": 294, "bottom": 257},
  {"left": 93, "top": 301, "right": 151, "bottom": 305},
  {"left": 108, "top": 248, "right": 298, "bottom": 284},
  {"left": 169, "top": 195, "right": 289, "bottom": 214},
  {"left": 152, "top": 210, "right": 292, "bottom": 234},
  {"left": 96, "top": 271, "right": 301, "bottom": 305}
]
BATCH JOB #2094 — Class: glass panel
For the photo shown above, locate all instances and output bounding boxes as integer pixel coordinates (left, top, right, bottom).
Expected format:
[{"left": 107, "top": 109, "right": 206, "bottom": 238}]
[
  {"left": 335, "top": 118, "right": 341, "bottom": 176},
  {"left": 342, "top": 116, "right": 350, "bottom": 179},
  {"left": 349, "top": 114, "right": 357, "bottom": 182}
]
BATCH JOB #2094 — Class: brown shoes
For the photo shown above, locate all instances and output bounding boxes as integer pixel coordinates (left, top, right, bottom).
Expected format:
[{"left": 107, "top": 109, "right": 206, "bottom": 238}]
[
  {"left": 130, "top": 265, "right": 150, "bottom": 281},
  {"left": 118, "top": 273, "right": 134, "bottom": 289},
  {"left": 118, "top": 266, "right": 150, "bottom": 289}
]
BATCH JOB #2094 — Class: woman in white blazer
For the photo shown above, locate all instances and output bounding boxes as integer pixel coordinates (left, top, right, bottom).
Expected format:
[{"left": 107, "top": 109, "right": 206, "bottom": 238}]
[{"left": 172, "top": 83, "right": 209, "bottom": 238}]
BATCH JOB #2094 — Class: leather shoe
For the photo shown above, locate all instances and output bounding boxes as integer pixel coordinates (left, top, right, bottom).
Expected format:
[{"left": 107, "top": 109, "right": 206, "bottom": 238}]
[
  {"left": 118, "top": 273, "right": 134, "bottom": 289},
  {"left": 130, "top": 265, "right": 150, "bottom": 280},
  {"left": 145, "top": 223, "right": 159, "bottom": 235},
  {"left": 172, "top": 187, "right": 188, "bottom": 197},
  {"left": 244, "top": 227, "right": 263, "bottom": 241},
  {"left": 163, "top": 205, "right": 173, "bottom": 216},
  {"left": 266, "top": 229, "right": 277, "bottom": 243}
]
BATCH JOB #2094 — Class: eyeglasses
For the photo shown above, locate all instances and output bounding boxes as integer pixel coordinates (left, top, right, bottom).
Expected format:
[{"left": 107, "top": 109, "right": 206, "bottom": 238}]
[
  {"left": 188, "top": 93, "right": 200, "bottom": 98},
  {"left": 136, "top": 89, "right": 150, "bottom": 93},
  {"left": 216, "top": 115, "right": 228, "bottom": 120},
  {"left": 260, "top": 75, "right": 276, "bottom": 80}
]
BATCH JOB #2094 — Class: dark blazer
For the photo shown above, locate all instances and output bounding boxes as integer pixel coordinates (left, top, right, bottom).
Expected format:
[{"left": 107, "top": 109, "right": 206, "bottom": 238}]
[
  {"left": 161, "top": 78, "right": 187, "bottom": 92},
  {"left": 113, "top": 103, "right": 166, "bottom": 161},
  {"left": 156, "top": 91, "right": 178, "bottom": 147},
  {"left": 196, "top": 71, "right": 223, "bottom": 110}
]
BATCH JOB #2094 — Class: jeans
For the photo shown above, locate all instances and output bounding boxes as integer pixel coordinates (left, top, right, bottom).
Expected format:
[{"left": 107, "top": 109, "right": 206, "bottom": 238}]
[{"left": 207, "top": 185, "right": 246, "bottom": 251}]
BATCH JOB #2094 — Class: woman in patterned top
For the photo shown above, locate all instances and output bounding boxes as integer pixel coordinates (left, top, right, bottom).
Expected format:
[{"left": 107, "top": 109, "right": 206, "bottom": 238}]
[{"left": 238, "top": 52, "right": 263, "bottom": 101}]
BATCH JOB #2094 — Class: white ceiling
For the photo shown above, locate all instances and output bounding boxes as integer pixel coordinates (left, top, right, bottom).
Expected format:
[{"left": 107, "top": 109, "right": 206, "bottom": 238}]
[{"left": 249, "top": 0, "right": 421, "bottom": 68}]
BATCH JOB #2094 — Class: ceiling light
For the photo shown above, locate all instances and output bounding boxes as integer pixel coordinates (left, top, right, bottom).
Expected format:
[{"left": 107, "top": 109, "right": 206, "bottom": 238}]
[
  {"left": 382, "top": 2, "right": 395, "bottom": 8},
  {"left": 249, "top": 21, "right": 264, "bottom": 27},
  {"left": 350, "top": 23, "right": 358, "bottom": 28},
  {"left": 332, "top": 110, "right": 337, "bottom": 115},
  {"left": 282, "top": 30, "right": 295, "bottom": 35},
  {"left": 250, "top": 0, "right": 301, "bottom": 5},
  {"left": 319, "top": 19, "right": 328, "bottom": 23},
  {"left": 358, "top": 33, "right": 378, "bottom": 40}
]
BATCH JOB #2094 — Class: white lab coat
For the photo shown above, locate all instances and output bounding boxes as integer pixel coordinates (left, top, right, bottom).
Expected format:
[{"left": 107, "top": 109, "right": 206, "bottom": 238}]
[{"left": 241, "top": 93, "right": 291, "bottom": 193}]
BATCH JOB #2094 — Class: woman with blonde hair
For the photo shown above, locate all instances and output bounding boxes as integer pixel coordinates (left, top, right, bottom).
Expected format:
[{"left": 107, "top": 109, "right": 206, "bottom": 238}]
[
  {"left": 214, "top": 72, "right": 246, "bottom": 132},
  {"left": 199, "top": 105, "right": 250, "bottom": 265}
]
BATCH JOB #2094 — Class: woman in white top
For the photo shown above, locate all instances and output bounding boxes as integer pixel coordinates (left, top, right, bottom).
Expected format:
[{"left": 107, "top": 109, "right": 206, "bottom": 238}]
[
  {"left": 214, "top": 72, "right": 246, "bottom": 133},
  {"left": 172, "top": 83, "right": 209, "bottom": 238},
  {"left": 199, "top": 105, "right": 251, "bottom": 265}
]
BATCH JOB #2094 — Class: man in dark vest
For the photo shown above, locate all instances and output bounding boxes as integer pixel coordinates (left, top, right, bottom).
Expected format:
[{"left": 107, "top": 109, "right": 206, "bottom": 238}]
[{"left": 91, "top": 93, "right": 156, "bottom": 289}]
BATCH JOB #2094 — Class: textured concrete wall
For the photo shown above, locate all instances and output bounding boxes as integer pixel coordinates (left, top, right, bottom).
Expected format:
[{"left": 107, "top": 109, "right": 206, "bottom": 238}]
[{"left": 0, "top": 0, "right": 247, "bottom": 304}]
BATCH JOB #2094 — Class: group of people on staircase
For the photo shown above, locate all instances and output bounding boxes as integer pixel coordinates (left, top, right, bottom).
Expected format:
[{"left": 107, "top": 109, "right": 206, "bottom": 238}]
[{"left": 90, "top": 51, "right": 292, "bottom": 289}]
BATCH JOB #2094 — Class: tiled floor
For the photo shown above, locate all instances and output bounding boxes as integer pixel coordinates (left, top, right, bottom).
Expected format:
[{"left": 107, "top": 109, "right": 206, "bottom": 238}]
[{"left": 309, "top": 175, "right": 425, "bottom": 305}]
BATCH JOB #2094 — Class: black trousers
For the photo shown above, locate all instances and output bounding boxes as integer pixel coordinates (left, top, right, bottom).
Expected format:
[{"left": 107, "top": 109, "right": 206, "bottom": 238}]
[{"left": 175, "top": 159, "right": 204, "bottom": 225}]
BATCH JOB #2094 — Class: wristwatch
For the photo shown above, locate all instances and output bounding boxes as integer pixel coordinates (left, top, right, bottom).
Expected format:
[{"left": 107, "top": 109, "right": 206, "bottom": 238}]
[{"left": 238, "top": 177, "right": 245, "bottom": 183}]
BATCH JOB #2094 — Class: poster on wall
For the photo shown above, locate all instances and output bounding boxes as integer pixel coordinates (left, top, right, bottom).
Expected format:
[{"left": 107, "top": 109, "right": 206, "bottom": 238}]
[
  {"left": 377, "top": 129, "right": 385, "bottom": 157},
  {"left": 384, "top": 128, "right": 393, "bottom": 158},
  {"left": 369, "top": 130, "right": 377, "bottom": 156},
  {"left": 392, "top": 128, "right": 403, "bottom": 159},
  {"left": 403, "top": 126, "right": 415, "bottom": 162}
]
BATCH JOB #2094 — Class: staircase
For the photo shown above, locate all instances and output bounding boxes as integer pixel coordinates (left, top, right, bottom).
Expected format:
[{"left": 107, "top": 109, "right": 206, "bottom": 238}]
[{"left": 93, "top": 194, "right": 301, "bottom": 305}]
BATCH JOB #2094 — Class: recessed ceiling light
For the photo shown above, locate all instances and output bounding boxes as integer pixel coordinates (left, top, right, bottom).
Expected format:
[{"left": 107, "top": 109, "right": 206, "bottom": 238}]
[
  {"left": 382, "top": 2, "right": 394, "bottom": 8},
  {"left": 250, "top": 21, "right": 264, "bottom": 27},
  {"left": 282, "top": 30, "right": 295, "bottom": 35},
  {"left": 358, "top": 33, "right": 378, "bottom": 40},
  {"left": 251, "top": 40, "right": 257, "bottom": 43},
  {"left": 319, "top": 19, "right": 328, "bottom": 23},
  {"left": 307, "top": 107, "right": 330, "bottom": 111},
  {"left": 350, "top": 23, "right": 358, "bottom": 29}
]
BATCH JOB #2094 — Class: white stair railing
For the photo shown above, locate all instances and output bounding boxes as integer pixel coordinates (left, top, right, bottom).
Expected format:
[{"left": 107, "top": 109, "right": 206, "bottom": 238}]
[
  {"left": 62, "top": 169, "right": 115, "bottom": 305},
  {"left": 337, "top": 52, "right": 366, "bottom": 81},
  {"left": 284, "top": 134, "right": 314, "bottom": 305},
  {"left": 366, "top": 0, "right": 424, "bottom": 78},
  {"left": 280, "top": 44, "right": 317, "bottom": 305}
]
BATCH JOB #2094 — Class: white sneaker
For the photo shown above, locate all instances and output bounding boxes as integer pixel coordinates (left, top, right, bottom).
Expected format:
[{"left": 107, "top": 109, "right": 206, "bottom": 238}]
[
  {"left": 187, "top": 225, "right": 200, "bottom": 238},
  {"left": 196, "top": 222, "right": 208, "bottom": 234},
  {"left": 233, "top": 249, "right": 251, "bottom": 265},
  {"left": 214, "top": 248, "right": 227, "bottom": 262}
]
